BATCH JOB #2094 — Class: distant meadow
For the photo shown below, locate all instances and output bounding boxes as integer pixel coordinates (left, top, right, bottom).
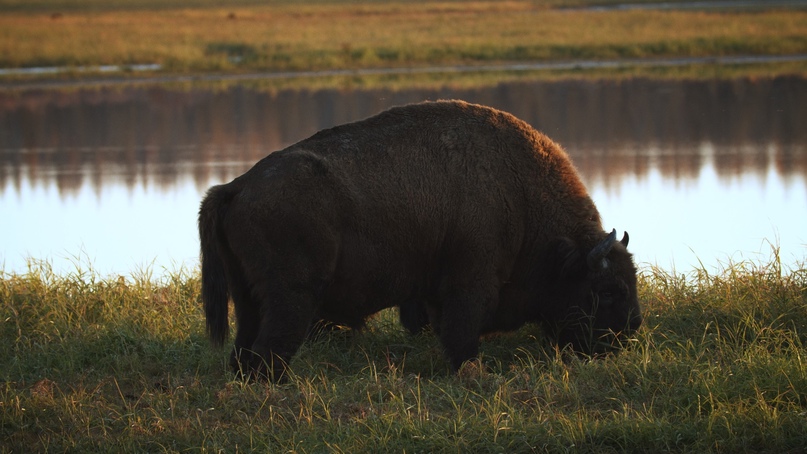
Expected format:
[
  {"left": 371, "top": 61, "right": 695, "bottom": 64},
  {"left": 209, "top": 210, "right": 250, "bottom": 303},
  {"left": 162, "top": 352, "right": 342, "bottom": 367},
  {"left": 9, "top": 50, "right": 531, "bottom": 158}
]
[{"left": 1, "top": 0, "right": 806, "bottom": 78}]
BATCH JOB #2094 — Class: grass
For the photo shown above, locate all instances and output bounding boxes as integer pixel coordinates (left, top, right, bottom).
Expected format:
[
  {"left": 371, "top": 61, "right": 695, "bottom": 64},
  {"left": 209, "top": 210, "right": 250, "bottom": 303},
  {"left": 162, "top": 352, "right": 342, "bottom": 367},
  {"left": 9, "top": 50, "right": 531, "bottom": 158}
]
[
  {"left": 1, "top": 1, "right": 806, "bottom": 79},
  {"left": 2, "top": 252, "right": 806, "bottom": 452},
  {"left": 0, "top": 0, "right": 786, "bottom": 13}
]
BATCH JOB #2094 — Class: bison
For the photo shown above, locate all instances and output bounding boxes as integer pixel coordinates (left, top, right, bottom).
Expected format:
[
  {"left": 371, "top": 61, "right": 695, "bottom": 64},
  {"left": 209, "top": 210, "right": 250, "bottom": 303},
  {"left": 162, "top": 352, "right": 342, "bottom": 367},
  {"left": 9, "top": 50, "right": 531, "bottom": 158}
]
[{"left": 199, "top": 100, "right": 641, "bottom": 381}]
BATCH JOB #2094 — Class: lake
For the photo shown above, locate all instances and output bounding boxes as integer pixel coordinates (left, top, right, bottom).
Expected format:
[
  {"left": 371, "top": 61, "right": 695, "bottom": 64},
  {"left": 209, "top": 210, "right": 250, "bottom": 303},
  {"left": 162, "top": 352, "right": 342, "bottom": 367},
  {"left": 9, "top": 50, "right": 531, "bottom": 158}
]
[{"left": 1, "top": 75, "right": 805, "bottom": 278}]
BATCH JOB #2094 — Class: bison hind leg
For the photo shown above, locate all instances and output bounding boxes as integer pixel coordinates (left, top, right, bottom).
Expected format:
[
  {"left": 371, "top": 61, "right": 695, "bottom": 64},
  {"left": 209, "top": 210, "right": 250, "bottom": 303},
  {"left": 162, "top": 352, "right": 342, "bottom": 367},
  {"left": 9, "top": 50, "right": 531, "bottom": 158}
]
[
  {"left": 228, "top": 271, "right": 262, "bottom": 376},
  {"left": 231, "top": 347, "right": 288, "bottom": 383},
  {"left": 237, "top": 283, "right": 320, "bottom": 382}
]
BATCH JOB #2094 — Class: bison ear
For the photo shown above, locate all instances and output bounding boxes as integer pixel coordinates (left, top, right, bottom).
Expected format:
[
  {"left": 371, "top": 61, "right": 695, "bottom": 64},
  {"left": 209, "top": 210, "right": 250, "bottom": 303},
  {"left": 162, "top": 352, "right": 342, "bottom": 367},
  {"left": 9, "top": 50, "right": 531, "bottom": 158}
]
[{"left": 552, "top": 237, "right": 585, "bottom": 278}]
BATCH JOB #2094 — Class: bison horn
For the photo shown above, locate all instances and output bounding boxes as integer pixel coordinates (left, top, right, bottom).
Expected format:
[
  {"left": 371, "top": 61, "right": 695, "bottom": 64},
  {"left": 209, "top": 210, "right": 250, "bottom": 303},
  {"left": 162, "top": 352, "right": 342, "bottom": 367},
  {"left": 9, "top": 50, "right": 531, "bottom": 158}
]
[
  {"left": 620, "top": 231, "right": 629, "bottom": 248},
  {"left": 587, "top": 229, "right": 617, "bottom": 271}
]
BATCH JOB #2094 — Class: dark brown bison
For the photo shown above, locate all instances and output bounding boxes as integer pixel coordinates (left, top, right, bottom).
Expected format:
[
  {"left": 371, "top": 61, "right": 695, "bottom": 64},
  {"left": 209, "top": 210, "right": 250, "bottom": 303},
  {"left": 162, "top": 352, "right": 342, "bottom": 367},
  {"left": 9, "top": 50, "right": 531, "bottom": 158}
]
[{"left": 199, "top": 100, "right": 641, "bottom": 381}]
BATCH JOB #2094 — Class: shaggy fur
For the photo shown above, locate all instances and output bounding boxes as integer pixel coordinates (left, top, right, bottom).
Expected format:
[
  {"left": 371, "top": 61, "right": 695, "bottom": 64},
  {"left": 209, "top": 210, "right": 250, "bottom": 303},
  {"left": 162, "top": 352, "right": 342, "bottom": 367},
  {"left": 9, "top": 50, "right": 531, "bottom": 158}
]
[{"left": 199, "top": 100, "right": 641, "bottom": 381}]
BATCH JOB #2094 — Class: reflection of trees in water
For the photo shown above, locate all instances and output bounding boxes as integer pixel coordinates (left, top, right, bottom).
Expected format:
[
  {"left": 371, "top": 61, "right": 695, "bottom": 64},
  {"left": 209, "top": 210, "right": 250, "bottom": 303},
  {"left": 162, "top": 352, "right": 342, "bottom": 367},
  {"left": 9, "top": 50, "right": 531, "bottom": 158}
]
[{"left": 0, "top": 76, "right": 805, "bottom": 198}]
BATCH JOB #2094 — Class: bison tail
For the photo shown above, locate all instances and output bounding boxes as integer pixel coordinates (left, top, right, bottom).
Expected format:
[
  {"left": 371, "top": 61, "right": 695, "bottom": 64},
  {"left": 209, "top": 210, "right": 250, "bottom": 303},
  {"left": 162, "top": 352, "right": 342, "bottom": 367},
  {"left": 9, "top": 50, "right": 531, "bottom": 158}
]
[{"left": 198, "top": 184, "right": 236, "bottom": 347}]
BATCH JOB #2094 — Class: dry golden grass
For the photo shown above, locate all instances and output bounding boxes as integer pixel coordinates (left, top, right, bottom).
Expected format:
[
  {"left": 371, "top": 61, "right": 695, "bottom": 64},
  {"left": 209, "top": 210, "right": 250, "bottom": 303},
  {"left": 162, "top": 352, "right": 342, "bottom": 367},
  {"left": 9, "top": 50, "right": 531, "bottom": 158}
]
[{"left": 1, "top": 2, "right": 806, "bottom": 73}]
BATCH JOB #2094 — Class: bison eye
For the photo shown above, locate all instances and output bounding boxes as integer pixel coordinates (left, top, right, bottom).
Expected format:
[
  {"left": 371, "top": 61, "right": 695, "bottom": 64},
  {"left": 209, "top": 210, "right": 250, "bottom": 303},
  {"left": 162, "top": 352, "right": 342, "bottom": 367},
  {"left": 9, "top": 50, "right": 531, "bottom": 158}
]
[{"left": 598, "top": 292, "right": 614, "bottom": 307}]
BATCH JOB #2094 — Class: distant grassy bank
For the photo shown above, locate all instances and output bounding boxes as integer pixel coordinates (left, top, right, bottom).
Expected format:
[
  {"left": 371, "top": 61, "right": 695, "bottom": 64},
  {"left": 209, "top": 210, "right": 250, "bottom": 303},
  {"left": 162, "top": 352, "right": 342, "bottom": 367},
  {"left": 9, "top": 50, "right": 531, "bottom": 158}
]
[
  {"left": 1, "top": 0, "right": 806, "bottom": 80},
  {"left": 0, "top": 0, "right": 787, "bottom": 13},
  {"left": 1, "top": 254, "right": 806, "bottom": 451}
]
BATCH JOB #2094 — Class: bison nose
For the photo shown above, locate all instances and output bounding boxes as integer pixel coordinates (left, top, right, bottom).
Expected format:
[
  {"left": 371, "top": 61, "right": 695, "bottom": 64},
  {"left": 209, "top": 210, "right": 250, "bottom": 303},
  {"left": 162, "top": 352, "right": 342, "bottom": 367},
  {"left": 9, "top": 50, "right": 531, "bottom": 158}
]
[{"left": 628, "top": 314, "right": 643, "bottom": 333}]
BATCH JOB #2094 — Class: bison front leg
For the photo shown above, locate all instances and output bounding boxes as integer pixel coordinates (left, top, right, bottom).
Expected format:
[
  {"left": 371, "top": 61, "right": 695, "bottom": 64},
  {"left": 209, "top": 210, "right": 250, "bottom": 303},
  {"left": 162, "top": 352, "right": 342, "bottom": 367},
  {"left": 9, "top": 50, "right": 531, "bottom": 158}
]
[{"left": 437, "top": 283, "right": 496, "bottom": 372}]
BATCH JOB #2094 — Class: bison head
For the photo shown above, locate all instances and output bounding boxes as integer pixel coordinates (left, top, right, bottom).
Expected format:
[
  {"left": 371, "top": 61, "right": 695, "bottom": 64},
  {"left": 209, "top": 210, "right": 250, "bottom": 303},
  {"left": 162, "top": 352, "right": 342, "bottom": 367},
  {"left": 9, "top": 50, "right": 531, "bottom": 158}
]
[{"left": 544, "top": 229, "right": 641, "bottom": 355}]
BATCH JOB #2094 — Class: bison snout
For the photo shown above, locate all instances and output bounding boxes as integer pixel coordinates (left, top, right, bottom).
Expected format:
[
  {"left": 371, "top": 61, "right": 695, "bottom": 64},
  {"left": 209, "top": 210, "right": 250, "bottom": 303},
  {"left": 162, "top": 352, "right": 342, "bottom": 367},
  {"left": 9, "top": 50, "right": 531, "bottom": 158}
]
[{"left": 628, "top": 313, "right": 643, "bottom": 333}]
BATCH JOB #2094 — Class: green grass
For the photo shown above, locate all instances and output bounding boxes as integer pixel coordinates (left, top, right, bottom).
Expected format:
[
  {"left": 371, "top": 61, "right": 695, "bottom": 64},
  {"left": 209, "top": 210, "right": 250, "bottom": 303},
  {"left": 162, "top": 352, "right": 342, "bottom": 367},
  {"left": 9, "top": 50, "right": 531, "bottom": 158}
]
[{"left": 2, "top": 252, "right": 806, "bottom": 452}]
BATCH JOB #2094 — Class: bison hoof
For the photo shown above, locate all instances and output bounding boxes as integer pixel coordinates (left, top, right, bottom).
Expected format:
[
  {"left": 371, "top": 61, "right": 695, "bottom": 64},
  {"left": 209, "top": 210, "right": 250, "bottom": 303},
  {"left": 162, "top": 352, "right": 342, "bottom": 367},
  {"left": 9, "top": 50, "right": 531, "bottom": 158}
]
[{"left": 230, "top": 348, "right": 290, "bottom": 383}]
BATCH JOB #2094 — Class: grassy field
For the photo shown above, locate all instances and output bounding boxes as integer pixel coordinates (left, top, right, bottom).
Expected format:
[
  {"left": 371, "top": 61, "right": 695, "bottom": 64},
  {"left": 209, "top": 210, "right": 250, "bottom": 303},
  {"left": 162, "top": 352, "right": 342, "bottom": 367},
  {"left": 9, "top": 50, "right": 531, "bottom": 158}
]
[
  {"left": 0, "top": 0, "right": 788, "bottom": 12},
  {"left": 2, "top": 254, "right": 806, "bottom": 452},
  {"left": 1, "top": 0, "right": 806, "bottom": 78}
]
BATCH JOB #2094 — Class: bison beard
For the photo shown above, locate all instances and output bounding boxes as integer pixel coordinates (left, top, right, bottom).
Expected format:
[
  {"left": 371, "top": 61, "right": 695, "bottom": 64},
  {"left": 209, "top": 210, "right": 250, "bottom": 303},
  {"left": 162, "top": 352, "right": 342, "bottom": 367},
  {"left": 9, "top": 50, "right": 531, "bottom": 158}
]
[{"left": 199, "top": 100, "right": 642, "bottom": 381}]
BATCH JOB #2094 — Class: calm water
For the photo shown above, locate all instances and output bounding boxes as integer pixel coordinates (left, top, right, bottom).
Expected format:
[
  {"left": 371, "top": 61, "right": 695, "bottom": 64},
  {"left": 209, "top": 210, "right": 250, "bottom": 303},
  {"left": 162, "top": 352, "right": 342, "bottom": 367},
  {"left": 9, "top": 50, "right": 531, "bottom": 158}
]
[{"left": 1, "top": 76, "right": 806, "bottom": 277}]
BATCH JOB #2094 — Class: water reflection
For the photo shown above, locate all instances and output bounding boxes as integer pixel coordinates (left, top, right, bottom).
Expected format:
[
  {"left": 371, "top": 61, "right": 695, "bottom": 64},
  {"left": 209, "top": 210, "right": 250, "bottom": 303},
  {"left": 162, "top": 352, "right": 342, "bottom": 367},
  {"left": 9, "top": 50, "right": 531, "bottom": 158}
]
[{"left": 1, "top": 76, "right": 806, "bottom": 275}]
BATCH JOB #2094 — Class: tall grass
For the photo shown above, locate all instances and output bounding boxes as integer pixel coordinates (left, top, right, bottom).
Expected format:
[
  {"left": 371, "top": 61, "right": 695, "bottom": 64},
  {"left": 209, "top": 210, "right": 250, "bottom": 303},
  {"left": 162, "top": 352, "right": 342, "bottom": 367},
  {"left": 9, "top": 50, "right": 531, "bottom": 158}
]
[{"left": 2, "top": 252, "right": 806, "bottom": 452}]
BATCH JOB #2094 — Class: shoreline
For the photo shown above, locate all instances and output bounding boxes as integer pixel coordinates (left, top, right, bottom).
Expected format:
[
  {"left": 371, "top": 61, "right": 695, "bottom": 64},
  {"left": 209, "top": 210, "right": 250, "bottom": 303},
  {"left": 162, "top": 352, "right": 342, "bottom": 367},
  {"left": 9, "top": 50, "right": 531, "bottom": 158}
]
[{"left": 3, "top": 53, "right": 807, "bottom": 91}]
